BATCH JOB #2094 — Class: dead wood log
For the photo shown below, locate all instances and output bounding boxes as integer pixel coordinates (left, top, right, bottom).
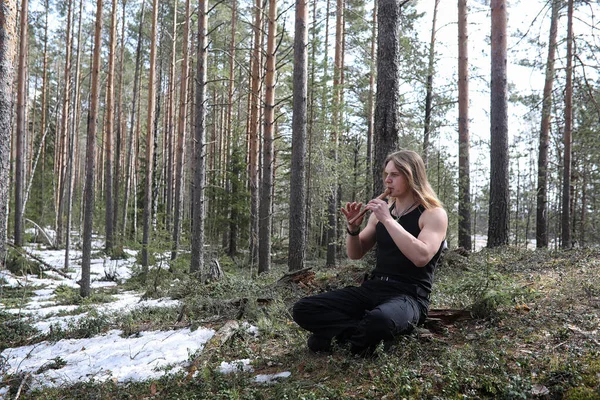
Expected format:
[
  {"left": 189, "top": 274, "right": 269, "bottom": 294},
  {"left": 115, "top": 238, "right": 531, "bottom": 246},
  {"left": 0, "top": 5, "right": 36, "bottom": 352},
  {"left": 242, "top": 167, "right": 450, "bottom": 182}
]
[
  {"left": 186, "top": 320, "right": 240, "bottom": 379},
  {"left": 6, "top": 242, "right": 70, "bottom": 279},
  {"left": 276, "top": 267, "right": 314, "bottom": 286},
  {"left": 427, "top": 308, "right": 472, "bottom": 322}
]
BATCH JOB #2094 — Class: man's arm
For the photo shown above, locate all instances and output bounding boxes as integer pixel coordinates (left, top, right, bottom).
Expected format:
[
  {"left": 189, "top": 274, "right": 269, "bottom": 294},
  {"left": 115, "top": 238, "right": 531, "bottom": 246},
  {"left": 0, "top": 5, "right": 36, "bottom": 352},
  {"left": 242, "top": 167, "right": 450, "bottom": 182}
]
[{"left": 346, "top": 213, "right": 377, "bottom": 259}]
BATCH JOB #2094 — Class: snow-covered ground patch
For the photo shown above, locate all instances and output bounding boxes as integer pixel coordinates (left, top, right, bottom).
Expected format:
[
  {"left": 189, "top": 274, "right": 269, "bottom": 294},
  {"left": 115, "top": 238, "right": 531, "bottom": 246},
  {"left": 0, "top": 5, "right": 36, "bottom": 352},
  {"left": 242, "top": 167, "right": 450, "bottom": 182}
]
[
  {"left": 1, "top": 327, "right": 215, "bottom": 389},
  {"left": 0, "top": 238, "right": 290, "bottom": 394}
]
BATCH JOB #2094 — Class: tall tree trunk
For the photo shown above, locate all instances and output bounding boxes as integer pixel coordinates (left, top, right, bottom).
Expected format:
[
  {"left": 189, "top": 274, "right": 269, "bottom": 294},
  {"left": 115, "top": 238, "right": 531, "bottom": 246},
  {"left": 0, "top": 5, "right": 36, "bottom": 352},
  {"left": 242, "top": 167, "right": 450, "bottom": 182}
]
[
  {"left": 14, "top": 0, "right": 28, "bottom": 247},
  {"left": 579, "top": 166, "right": 586, "bottom": 246},
  {"left": 288, "top": 0, "right": 308, "bottom": 272},
  {"left": 165, "top": 0, "right": 178, "bottom": 233},
  {"left": 248, "top": 0, "right": 263, "bottom": 268},
  {"left": 123, "top": 0, "right": 145, "bottom": 239},
  {"left": 373, "top": 0, "right": 402, "bottom": 196},
  {"left": 487, "top": 0, "right": 509, "bottom": 248},
  {"left": 422, "top": 0, "right": 439, "bottom": 168},
  {"left": 81, "top": 0, "right": 103, "bottom": 298},
  {"left": 64, "top": 0, "right": 84, "bottom": 270},
  {"left": 172, "top": 0, "right": 190, "bottom": 261},
  {"left": 104, "top": 0, "right": 118, "bottom": 252},
  {"left": 536, "top": 0, "right": 559, "bottom": 249},
  {"left": 113, "top": 0, "right": 126, "bottom": 241},
  {"left": 56, "top": 0, "right": 72, "bottom": 248},
  {"left": 226, "top": 0, "right": 238, "bottom": 257},
  {"left": 0, "top": 0, "right": 17, "bottom": 262},
  {"left": 141, "top": 0, "right": 159, "bottom": 272},
  {"left": 258, "top": 0, "right": 277, "bottom": 274},
  {"left": 457, "top": 0, "right": 471, "bottom": 250},
  {"left": 561, "top": 0, "right": 573, "bottom": 249},
  {"left": 326, "top": 0, "right": 344, "bottom": 267},
  {"left": 38, "top": 0, "right": 48, "bottom": 219},
  {"left": 190, "top": 0, "right": 207, "bottom": 277},
  {"left": 366, "top": 0, "right": 377, "bottom": 201}
]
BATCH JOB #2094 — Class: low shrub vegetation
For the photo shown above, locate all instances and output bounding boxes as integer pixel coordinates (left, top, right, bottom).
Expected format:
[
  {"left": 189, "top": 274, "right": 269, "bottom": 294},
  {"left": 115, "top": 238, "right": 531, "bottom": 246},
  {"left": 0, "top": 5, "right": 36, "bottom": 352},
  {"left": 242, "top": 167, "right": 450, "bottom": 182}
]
[{"left": 3, "top": 247, "right": 600, "bottom": 399}]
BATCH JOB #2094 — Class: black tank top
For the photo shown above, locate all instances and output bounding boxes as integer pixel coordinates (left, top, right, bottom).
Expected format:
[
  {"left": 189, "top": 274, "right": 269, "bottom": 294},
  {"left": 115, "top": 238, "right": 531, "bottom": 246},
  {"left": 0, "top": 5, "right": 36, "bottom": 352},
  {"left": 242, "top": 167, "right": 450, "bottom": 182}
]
[{"left": 373, "top": 204, "right": 444, "bottom": 303}]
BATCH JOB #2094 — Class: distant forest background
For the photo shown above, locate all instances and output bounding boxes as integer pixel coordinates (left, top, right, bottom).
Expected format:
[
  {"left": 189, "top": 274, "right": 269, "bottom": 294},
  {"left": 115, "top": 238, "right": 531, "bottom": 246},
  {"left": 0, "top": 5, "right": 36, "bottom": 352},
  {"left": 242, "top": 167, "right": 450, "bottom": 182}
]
[{"left": 1, "top": 0, "right": 599, "bottom": 288}]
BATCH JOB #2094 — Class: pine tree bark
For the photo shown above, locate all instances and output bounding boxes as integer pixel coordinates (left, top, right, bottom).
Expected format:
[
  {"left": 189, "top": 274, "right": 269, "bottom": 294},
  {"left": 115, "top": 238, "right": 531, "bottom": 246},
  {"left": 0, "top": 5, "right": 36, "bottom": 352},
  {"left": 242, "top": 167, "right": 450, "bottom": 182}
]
[
  {"left": 248, "top": 0, "right": 263, "bottom": 268},
  {"left": 172, "top": 0, "right": 190, "bottom": 261},
  {"left": 326, "top": 0, "right": 344, "bottom": 267},
  {"left": 373, "top": 0, "right": 402, "bottom": 196},
  {"left": 165, "top": 0, "right": 178, "bottom": 233},
  {"left": 123, "top": 0, "right": 145, "bottom": 239},
  {"left": 226, "top": 0, "right": 238, "bottom": 257},
  {"left": 56, "top": 0, "right": 73, "bottom": 248},
  {"left": 561, "top": 0, "right": 574, "bottom": 249},
  {"left": 0, "top": 0, "right": 17, "bottom": 262},
  {"left": 38, "top": 0, "right": 48, "bottom": 219},
  {"left": 14, "top": 0, "right": 28, "bottom": 247},
  {"left": 536, "top": 0, "right": 560, "bottom": 249},
  {"left": 81, "top": 0, "right": 103, "bottom": 298},
  {"left": 487, "top": 0, "right": 509, "bottom": 248},
  {"left": 288, "top": 0, "right": 308, "bottom": 272},
  {"left": 422, "top": 0, "right": 439, "bottom": 168},
  {"left": 258, "top": 0, "right": 277, "bottom": 274},
  {"left": 457, "top": 0, "right": 472, "bottom": 250},
  {"left": 104, "top": 0, "right": 118, "bottom": 252},
  {"left": 190, "top": 0, "right": 208, "bottom": 277},
  {"left": 113, "top": 0, "right": 126, "bottom": 240},
  {"left": 64, "top": 0, "right": 84, "bottom": 270},
  {"left": 141, "top": 0, "right": 159, "bottom": 272},
  {"left": 366, "top": 0, "right": 377, "bottom": 201}
]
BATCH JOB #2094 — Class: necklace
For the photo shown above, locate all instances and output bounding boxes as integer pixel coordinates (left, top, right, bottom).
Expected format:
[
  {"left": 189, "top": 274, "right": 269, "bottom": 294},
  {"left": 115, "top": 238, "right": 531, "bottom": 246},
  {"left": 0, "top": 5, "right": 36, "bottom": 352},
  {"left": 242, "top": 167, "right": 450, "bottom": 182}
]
[{"left": 393, "top": 201, "right": 418, "bottom": 220}]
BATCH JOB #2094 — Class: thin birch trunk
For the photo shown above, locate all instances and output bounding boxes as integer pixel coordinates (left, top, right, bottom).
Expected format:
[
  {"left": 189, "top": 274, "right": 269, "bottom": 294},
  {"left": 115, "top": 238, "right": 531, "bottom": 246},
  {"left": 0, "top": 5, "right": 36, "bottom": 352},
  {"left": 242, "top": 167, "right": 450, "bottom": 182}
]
[
  {"left": 0, "top": 0, "right": 18, "bottom": 261},
  {"left": 14, "top": 0, "right": 28, "bottom": 247}
]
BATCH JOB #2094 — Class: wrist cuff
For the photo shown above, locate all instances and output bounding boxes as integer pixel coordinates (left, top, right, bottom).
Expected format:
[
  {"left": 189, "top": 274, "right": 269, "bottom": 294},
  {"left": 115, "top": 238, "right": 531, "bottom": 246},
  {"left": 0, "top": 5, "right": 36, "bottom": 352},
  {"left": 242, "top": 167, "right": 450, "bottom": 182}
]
[{"left": 346, "top": 227, "right": 360, "bottom": 236}]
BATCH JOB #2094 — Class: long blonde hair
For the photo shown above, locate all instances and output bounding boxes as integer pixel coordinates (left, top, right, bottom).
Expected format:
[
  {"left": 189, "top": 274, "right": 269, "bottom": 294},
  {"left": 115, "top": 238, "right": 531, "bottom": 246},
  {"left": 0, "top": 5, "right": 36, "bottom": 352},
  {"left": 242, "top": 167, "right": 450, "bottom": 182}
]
[{"left": 384, "top": 149, "right": 443, "bottom": 210}]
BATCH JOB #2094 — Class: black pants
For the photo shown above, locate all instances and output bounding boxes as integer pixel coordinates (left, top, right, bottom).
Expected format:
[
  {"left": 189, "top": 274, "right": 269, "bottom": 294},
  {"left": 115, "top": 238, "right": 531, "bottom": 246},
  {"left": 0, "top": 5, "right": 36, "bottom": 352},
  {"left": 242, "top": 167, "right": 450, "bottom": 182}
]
[{"left": 292, "top": 278, "right": 426, "bottom": 352}]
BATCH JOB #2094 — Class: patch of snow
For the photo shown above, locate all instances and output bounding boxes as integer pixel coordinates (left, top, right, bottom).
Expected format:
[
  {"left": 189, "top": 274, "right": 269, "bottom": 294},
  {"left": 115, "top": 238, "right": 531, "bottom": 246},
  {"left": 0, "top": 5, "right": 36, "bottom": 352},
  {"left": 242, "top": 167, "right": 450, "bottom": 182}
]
[
  {"left": 254, "top": 371, "right": 291, "bottom": 383},
  {"left": 1, "top": 327, "right": 215, "bottom": 389},
  {"left": 218, "top": 359, "right": 254, "bottom": 374}
]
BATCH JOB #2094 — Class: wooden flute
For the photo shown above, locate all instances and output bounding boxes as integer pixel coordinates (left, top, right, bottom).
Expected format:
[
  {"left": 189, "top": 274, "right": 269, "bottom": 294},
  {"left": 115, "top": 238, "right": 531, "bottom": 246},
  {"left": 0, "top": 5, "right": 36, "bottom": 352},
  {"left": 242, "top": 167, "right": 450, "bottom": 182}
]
[{"left": 347, "top": 189, "right": 390, "bottom": 225}]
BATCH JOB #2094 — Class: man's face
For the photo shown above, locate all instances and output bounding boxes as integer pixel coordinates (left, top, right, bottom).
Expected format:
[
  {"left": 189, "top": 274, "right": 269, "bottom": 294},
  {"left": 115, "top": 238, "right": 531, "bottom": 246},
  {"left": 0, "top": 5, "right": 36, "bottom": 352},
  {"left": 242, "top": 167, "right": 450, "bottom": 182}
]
[{"left": 383, "top": 161, "right": 409, "bottom": 198}]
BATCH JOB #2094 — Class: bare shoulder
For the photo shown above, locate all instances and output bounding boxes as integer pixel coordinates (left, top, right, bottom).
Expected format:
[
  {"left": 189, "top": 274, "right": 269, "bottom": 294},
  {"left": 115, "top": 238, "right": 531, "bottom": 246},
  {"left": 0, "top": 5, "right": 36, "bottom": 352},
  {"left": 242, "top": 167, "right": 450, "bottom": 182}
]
[{"left": 419, "top": 207, "right": 448, "bottom": 230}]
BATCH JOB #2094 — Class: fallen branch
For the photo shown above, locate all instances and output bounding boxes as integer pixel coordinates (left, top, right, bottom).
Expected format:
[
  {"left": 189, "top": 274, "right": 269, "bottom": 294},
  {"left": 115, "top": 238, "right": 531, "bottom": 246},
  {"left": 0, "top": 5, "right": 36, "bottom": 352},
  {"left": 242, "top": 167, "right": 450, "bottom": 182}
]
[
  {"left": 24, "top": 218, "right": 55, "bottom": 248},
  {"left": 427, "top": 308, "right": 472, "bottom": 322},
  {"left": 276, "top": 267, "right": 314, "bottom": 286},
  {"left": 186, "top": 320, "right": 240, "bottom": 380},
  {"left": 6, "top": 242, "right": 70, "bottom": 279},
  {"left": 14, "top": 372, "right": 30, "bottom": 400}
]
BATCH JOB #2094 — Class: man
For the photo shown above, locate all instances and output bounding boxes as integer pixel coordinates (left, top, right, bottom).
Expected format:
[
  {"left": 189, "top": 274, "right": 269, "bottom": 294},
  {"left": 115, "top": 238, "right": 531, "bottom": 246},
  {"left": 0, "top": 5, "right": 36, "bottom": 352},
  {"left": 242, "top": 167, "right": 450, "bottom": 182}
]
[{"left": 293, "top": 149, "right": 448, "bottom": 354}]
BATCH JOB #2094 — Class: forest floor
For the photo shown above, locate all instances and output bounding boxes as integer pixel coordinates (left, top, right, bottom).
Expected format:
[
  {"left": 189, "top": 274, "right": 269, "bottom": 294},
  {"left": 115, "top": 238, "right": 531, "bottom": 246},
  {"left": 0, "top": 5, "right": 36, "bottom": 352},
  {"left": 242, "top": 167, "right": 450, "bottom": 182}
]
[{"left": 1, "top": 239, "right": 599, "bottom": 399}]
